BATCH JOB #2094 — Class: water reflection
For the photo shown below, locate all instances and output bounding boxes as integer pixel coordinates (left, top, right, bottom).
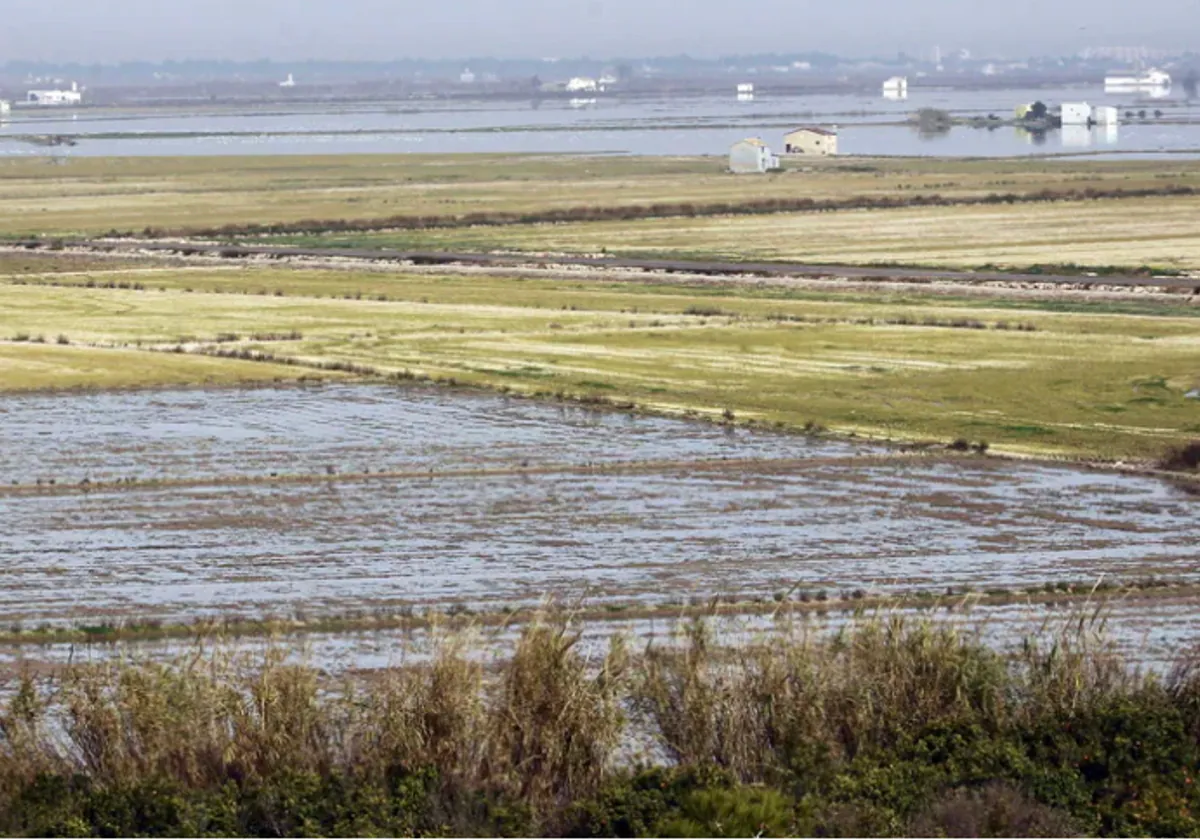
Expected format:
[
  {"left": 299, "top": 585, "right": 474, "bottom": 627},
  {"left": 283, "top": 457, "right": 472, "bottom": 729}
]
[
  {"left": 1012, "top": 123, "right": 1120, "bottom": 150},
  {"left": 1016, "top": 126, "right": 1050, "bottom": 146},
  {"left": 1061, "top": 124, "right": 1092, "bottom": 148}
]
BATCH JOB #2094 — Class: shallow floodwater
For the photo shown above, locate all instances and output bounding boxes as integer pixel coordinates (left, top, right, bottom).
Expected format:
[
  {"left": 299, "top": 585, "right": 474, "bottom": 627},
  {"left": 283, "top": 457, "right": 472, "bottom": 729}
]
[
  {"left": 5, "top": 597, "right": 1197, "bottom": 677},
  {"left": 1, "top": 88, "right": 1198, "bottom": 158},
  {"left": 0, "top": 384, "right": 1194, "bottom": 625}
]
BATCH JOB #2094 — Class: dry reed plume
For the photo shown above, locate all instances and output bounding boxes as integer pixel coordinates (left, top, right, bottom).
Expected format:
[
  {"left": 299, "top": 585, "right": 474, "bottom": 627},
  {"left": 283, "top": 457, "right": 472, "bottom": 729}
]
[{"left": 1, "top": 612, "right": 1198, "bottom": 836}]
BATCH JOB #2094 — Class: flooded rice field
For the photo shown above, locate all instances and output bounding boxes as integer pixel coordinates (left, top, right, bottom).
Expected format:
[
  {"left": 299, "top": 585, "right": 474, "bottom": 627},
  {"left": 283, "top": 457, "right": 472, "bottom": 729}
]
[
  {"left": 3, "top": 89, "right": 1200, "bottom": 158},
  {"left": 1, "top": 384, "right": 1195, "bottom": 628}
]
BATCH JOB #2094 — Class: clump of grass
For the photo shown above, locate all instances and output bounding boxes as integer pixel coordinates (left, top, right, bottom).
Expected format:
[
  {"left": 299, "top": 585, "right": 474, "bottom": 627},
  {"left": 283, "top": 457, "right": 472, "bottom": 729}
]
[
  {"left": 1159, "top": 440, "right": 1200, "bottom": 472},
  {"left": 683, "top": 305, "right": 731, "bottom": 317}
]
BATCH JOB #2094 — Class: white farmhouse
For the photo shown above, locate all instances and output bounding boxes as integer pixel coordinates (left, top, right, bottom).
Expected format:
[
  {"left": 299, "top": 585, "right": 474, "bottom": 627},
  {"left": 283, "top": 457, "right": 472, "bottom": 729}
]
[
  {"left": 729, "top": 138, "right": 780, "bottom": 174},
  {"left": 1061, "top": 102, "right": 1092, "bottom": 126},
  {"left": 566, "top": 77, "right": 601, "bottom": 92},
  {"left": 882, "top": 76, "right": 908, "bottom": 100},
  {"left": 26, "top": 82, "right": 82, "bottom": 106}
]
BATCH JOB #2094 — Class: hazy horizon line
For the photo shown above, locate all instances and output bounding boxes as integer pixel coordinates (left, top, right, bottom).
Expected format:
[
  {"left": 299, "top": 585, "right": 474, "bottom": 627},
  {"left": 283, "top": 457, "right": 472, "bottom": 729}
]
[{"left": 5, "top": 48, "right": 1197, "bottom": 69}]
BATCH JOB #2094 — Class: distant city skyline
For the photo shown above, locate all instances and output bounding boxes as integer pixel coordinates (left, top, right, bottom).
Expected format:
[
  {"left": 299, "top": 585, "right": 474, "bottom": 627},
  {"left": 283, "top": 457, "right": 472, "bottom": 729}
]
[{"left": 2, "top": 0, "right": 1196, "bottom": 64}]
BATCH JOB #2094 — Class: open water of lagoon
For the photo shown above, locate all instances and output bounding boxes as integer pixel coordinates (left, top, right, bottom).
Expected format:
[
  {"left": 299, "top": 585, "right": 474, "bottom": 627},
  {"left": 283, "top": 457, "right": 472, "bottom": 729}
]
[
  {"left": 0, "top": 384, "right": 1195, "bottom": 627},
  {"left": 2, "top": 87, "right": 1199, "bottom": 158}
]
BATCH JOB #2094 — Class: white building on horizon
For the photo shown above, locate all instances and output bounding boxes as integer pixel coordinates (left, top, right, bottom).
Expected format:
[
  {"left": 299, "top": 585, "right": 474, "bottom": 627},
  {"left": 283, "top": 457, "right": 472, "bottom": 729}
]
[
  {"left": 1105, "top": 67, "right": 1171, "bottom": 95},
  {"left": 25, "top": 81, "right": 82, "bottom": 106},
  {"left": 883, "top": 76, "right": 908, "bottom": 100},
  {"left": 566, "top": 77, "right": 602, "bottom": 92}
]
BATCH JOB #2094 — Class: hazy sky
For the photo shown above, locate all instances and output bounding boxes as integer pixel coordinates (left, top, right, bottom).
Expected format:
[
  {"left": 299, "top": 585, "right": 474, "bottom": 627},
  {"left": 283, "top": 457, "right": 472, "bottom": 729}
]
[{"left": 3, "top": 0, "right": 1194, "bottom": 62}]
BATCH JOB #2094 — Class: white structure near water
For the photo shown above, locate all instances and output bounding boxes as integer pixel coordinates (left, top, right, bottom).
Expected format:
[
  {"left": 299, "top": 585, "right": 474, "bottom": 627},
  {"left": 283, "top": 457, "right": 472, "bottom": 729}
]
[
  {"left": 0, "top": 100, "right": 10, "bottom": 117},
  {"left": 1105, "top": 68, "right": 1171, "bottom": 95},
  {"left": 736, "top": 82, "right": 754, "bottom": 102},
  {"left": 1093, "top": 105, "right": 1119, "bottom": 126},
  {"left": 729, "top": 138, "right": 780, "bottom": 174},
  {"left": 26, "top": 82, "right": 82, "bottom": 106},
  {"left": 1061, "top": 102, "right": 1092, "bottom": 125},
  {"left": 566, "top": 77, "right": 602, "bottom": 93},
  {"left": 279, "top": 73, "right": 296, "bottom": 88},
  {"left": 882, "top": 76, "right": 908, "bottom": 100}
]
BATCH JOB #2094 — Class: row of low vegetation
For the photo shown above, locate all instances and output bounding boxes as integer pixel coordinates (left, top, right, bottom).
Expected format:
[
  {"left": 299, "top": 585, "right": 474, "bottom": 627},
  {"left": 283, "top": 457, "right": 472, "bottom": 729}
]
[
  {"left": 0, "top": 577, "right": 1190, "bottom": 646},
  {"left": 3, "top": 615, "right": 1200, "bottom": 837},
  {"left": 34, "top": 183, "right": 1192, "bottom": 241}
]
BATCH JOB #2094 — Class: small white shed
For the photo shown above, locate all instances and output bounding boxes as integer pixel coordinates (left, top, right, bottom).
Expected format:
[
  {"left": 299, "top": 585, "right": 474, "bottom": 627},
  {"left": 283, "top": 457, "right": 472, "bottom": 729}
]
[
  {"left": 1093, "top": 105, "right": 1119, "bottom": 126},
  {"left": 883, "top": 76, "right": 908, "bottom": 100},
  {"left": 729, "top": 138, "right": 780, "bottom": 174},
  {"left": 1061, "top": 102, "right": 1092, "bottom": 126}
]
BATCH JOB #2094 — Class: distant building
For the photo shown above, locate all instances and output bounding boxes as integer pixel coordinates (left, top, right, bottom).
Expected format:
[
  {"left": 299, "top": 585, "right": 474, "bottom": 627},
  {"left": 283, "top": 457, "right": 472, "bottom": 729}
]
[
  {"left": 26, "top": 82, "right": 82, "bottom": 106},
  {"left": 1093, "top": 105, "right": 1120, "bottom": 126},
  {"left": 1061, "top": 102, "right": 1092, "bottom": 126},
  {"left": 0, "top": 100, "right": 10, "bottom": 116},
  {"left": 1105, "top": 68, "right": 1171, "bottom": 94},
  {"left": 567, "top": 77, "right": 601, "bottom": 92},
  {"left": 279, "top": 73, "right": 296, "bottom": 88},
  {"left": 729, "top": 138, "right": 780, "bottom": 174},
  {"left": 882, "top": 76, "right": 908, "bottom": 100},
  {"left": 459, "top": 68, "right": 476, "bottom": 84},
  {"left": 783, "top": 126, "right": 838, "bottom": 156}
]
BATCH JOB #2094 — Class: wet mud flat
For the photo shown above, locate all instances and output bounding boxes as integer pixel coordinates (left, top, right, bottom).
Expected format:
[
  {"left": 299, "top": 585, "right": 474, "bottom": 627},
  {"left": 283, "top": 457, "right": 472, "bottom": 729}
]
[{"left": 0, "top": 384, "right": 1194, "bottom": 626}]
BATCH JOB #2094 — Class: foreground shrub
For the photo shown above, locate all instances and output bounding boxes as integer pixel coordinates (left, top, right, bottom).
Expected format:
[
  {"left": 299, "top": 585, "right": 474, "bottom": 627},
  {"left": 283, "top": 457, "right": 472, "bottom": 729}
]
[
  {"left": 3, "top": 614, "right": 1200, "bottom": 836},
  {"left": 906, "top": 782, "right": 1080, "bottom": 837},
  {"left": 1159, "top": 440, "right": 1200, "bottom": 471}
]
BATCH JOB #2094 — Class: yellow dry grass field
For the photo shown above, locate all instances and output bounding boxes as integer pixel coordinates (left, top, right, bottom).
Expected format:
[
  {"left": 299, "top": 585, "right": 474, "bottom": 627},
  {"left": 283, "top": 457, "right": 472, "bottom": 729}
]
[
  {"left": 2, "top": 153, "right": 1200, "bottom": 237},
  {"left": 317, "top": 193, "right": 1200, "bottom": 271},
  {"left": 2, "top": 266, "right": 1197, "bottom": 461},
  {"left": 0, "top": 342, "right": 325, "bottom": 392}
]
